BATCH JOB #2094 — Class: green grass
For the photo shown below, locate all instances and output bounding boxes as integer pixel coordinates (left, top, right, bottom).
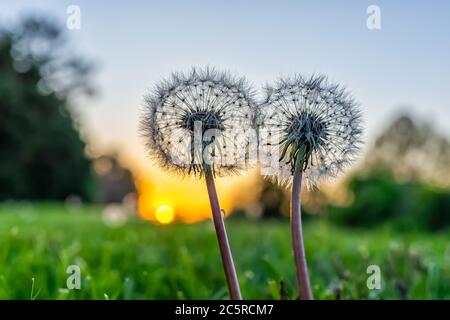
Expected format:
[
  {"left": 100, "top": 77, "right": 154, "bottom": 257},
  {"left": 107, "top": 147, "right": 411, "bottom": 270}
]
[{"left": 0, "top": 203, "right": 449, "bottom": 300}]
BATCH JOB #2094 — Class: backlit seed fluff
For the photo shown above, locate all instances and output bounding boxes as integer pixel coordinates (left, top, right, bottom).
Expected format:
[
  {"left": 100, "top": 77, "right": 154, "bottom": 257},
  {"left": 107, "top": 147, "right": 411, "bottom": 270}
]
[
  {"left": 140, "top": 67, "right": 257, "bottom": 178},
  {"left": 258, "top": 74, "right": 363, "bottom": 188}
]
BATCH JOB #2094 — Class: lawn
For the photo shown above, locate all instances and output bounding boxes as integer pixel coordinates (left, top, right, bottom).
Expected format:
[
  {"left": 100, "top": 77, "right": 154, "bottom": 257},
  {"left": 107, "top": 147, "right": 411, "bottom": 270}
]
[{"left": 0, "top": 203, "right": 448, "bottom": 300}]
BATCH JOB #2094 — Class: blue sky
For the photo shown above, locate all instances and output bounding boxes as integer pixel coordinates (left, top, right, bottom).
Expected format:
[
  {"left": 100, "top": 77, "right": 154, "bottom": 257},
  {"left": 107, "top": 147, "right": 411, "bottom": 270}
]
[{"left": 1, "top": 1, "right": 450, "bottom": 172}]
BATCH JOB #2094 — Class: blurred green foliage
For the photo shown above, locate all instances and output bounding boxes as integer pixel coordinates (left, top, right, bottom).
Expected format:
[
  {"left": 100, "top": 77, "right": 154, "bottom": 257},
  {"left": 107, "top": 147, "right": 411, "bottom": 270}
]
[
  {"left": 0, "top": 17, "right": 95, "bottom": 201},
  {"left": 326, "top": 115, "right": 450, "bottom": 232},
  {"left": 329, "top": 172, "right": 450, "bottom": 232},
  {"left": 0, "top": 203, "right": 448, "bottom": 299}
]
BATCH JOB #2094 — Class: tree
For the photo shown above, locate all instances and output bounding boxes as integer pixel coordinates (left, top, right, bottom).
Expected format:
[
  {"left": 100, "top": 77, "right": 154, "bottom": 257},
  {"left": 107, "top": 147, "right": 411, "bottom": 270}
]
[
  {"left": 0, "top": 16, "right": 96, "bottom": 201},
  {"left": 330, "top": 114, "right": 450, "bottom": 231},
  {"left": 93, "top": 154, "right": 136, "bottom": 203},
  {"left": 364, "top": 115, "right": 450, "bottom": 188}
]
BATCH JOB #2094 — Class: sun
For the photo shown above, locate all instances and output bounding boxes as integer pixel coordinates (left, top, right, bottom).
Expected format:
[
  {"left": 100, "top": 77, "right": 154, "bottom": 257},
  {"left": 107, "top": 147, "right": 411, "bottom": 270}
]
[{"left": 155, "top": 205, "right": 174, "bottom": 224}]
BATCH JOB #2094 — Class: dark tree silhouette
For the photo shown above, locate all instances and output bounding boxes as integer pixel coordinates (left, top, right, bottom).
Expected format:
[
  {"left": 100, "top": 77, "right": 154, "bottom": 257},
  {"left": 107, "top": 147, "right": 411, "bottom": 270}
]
[
  {"left": 0, "top": 16, "right": 96, "bottom": 201},
  {"left": 94, "top": 154, "right": 136, "bottom": 203}
]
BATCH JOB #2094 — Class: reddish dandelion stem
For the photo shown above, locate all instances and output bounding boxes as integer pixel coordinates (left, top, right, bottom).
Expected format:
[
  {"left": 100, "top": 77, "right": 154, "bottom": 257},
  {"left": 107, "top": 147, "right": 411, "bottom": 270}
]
[
  {"left": 205, "top": 167, "right": 242, "bottom": 300},
  {"left": 291, "top": 160, "right": 314, "bottom": 300}
]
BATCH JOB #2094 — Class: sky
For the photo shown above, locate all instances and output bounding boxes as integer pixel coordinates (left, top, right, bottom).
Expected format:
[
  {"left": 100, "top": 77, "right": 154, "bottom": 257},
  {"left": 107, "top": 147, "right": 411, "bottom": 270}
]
[{"left": 1, "top": 1, "right": 450, "bottom": 220}]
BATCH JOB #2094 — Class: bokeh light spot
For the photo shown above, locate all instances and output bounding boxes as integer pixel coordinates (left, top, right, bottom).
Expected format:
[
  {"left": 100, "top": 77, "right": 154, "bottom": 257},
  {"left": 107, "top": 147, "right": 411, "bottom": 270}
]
[{"left": 155, "top": 205, "right": 174, "bottom": 224}]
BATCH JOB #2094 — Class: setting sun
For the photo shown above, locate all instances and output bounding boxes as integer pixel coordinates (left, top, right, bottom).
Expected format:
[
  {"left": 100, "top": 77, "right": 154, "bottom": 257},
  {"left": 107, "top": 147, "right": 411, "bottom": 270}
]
[
  {"left": 155, "top": 205, "right": 174, "bottom": 224},
  {"left": 135, "top": 168, "right": 260, "bottom": 224}
]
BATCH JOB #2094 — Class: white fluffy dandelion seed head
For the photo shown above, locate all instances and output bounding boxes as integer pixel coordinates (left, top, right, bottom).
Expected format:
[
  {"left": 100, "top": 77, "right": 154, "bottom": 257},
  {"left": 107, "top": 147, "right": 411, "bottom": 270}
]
[
  {"left": 258, "top": 74, "right": 363, "bottom": 188},
  {"left": 140, "top": 67, "right": 257, "bottom": 178}
]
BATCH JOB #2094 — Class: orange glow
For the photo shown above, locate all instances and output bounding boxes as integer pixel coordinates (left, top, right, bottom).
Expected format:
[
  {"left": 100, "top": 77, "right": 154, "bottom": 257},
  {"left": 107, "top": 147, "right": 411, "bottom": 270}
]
[
  {"left": 135, "top": 166, "right": 260, "bottom": 224},
  {"left": 155, "top": 205, "right": 174, "bottom": 224},
  {"left": 111, "top": 146, "right": 261, "bottom": 224}
]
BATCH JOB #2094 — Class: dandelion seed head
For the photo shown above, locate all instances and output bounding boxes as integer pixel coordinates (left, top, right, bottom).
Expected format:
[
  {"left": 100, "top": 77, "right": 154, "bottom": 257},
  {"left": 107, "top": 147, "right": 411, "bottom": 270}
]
[
  {"left": 258, "top": 74, "right": 363, "bottom": 188},
  {"left": 140, "top": 67, "right": 257, "bottom": 178}
]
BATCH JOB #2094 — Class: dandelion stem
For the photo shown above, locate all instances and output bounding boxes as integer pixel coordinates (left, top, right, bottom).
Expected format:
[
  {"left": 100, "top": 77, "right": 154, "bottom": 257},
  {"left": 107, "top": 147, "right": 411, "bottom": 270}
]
[
  {"left": 291, "top": 158, "right": 313, "bottom": 300},
  {"left": 205, "top": 166, "right": 242, "bottom": 300}
]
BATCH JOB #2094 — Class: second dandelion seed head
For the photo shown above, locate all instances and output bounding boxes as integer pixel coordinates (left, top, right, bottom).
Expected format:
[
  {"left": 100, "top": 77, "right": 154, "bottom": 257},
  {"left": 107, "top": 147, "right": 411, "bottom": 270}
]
[{"left": 259, "top": 74, "right": 363, "bottom": 187}]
